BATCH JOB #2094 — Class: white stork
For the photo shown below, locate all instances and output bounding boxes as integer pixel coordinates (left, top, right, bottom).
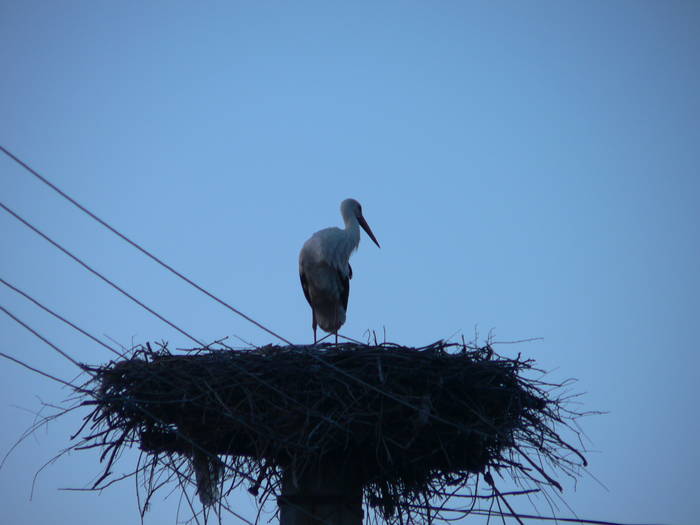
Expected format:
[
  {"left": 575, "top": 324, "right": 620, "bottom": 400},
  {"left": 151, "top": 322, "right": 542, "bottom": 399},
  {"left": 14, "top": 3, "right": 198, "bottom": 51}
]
[{"left": 299, "top": 198, "right": 380, "bottom": 344}]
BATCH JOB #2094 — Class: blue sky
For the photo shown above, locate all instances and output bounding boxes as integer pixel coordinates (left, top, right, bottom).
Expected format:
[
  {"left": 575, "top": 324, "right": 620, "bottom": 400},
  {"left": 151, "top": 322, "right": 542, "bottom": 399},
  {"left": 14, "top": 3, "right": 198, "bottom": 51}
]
[{"left": 2, "top": 2, "right": 699, "bottom": 524}]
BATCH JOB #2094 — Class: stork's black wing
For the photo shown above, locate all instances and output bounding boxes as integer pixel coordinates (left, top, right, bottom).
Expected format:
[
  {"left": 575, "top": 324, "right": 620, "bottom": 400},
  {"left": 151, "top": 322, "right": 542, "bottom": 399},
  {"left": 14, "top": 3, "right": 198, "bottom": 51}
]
[
  {"left": 299, "top": 271, "right": 313, "bottom": 308},
  {"left": 339, "top": 269, "right": 350, "bottom": 312}
]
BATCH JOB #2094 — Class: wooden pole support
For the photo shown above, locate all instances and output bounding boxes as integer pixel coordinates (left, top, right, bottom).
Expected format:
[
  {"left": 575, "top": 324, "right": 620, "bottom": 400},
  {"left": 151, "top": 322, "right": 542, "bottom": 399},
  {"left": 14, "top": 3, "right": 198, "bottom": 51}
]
[{"left": 278, "top": 467, "right": 363, "bottom": 525}]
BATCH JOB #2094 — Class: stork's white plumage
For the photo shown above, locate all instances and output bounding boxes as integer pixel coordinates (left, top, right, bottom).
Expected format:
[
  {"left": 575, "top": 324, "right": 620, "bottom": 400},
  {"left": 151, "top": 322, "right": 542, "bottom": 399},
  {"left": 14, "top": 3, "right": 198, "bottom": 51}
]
[{"left": 299, "top": 198, "right": 380, "bottom": 343}]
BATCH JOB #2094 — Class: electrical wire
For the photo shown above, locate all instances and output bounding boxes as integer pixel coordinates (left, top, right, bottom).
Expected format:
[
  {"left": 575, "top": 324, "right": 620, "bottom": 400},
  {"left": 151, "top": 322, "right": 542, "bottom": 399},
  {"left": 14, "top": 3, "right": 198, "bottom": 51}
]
[
  {"left": 1, "top": 145, "right": 292, "bottom": 345},
  {"left": 0, "top": 350, "right": 85, "bottom": 391},
  {"left": 1, "top": 277, "right": 125, "bottom": 359},
  {"left": 1, "top": 304, "right": 84, "bottom": 370},
  {"left": 0, "top": 201, "right": 205, "bottom": 347}
]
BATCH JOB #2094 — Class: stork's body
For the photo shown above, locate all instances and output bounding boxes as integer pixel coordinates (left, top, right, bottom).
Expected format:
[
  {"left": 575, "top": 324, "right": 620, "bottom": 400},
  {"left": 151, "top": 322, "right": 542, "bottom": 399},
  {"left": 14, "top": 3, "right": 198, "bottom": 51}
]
[{"left": 299, "top": 199, "right": 380, "bottom": 343}]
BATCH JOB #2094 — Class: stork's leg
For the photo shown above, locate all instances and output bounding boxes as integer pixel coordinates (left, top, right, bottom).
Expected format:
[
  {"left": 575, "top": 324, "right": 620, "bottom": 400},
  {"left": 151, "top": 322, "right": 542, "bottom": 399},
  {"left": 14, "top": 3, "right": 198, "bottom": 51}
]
[
  {"left": 312, "top": 316, "right": 317, "bottom": 345},
  {"left": 334, "top": 332, "right": 338, "bottom": 345}
]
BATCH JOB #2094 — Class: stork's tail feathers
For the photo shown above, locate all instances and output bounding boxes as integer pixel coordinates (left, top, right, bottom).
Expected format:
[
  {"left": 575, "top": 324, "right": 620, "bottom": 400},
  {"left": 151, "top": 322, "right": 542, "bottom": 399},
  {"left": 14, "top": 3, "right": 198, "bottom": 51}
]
[
  {"left": 192, "top": 451, "right": 222, "bottom": 507},
  {"left": 315, "top": 307, "right": 346, "bottom": 334}
]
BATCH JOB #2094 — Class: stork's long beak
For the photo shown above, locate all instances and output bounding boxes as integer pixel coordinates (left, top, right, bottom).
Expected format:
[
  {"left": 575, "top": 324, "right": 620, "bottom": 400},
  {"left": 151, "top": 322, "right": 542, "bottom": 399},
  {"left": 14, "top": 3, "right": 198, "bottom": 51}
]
[{"left": 358, "top": 215, "right": 381, "bottom": 248}]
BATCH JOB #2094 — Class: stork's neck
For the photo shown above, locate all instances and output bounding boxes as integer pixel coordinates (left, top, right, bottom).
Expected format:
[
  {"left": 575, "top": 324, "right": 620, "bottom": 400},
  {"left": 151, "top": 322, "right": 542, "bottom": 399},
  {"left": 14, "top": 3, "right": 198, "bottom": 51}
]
[{"left": 343, "top": 213, "right": 361, "bottom": 251}]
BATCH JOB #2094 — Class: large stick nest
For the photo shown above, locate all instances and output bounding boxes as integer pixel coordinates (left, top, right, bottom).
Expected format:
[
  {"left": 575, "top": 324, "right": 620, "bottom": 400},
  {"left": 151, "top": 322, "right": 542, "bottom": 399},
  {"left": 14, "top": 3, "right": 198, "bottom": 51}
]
[{"left": 79, "top": 340, "right": 588, "bottom": 524}]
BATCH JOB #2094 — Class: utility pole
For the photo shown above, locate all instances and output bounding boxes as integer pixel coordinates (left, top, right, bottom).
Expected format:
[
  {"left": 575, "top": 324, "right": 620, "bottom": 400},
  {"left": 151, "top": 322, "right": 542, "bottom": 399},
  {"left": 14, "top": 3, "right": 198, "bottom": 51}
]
[{"left": 279, "top": 467, "right": 363, "bottom": 525}]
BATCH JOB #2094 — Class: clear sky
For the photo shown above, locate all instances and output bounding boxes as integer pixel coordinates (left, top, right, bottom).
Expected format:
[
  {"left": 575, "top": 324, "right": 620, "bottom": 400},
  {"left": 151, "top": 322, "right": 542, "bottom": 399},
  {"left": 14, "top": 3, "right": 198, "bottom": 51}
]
[{"left": 2, "top": 2, "right": 699, "bottom": 524}]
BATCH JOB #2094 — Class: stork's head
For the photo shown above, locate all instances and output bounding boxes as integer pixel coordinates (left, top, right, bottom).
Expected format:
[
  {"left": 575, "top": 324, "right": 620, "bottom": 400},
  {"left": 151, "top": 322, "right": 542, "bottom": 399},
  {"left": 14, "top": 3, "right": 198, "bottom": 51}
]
[{"left": 341, "top": 198, "right": 380, "bottom": 248}]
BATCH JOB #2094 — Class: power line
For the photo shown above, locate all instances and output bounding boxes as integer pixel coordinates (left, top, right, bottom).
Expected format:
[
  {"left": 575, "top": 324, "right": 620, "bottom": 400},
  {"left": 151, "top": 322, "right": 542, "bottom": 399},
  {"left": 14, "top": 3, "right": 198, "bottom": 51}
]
[
  {"left": 1, "top": 145, "right": 292, "bottom": 345},
  {"left": 1, "top": 304, "right": 84, "bottom": 370},
  {"left": 0, "top": 350, "right": 85, "bottom": 391},
  {"left": 0, "top": 277, "right": 125, "bottom": 359},
  {"left": 465, "top": 509, "right": 649, "bottom": 525},
  {"left": 0, "top": 201, "right": 205, "bottom": 347}
]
